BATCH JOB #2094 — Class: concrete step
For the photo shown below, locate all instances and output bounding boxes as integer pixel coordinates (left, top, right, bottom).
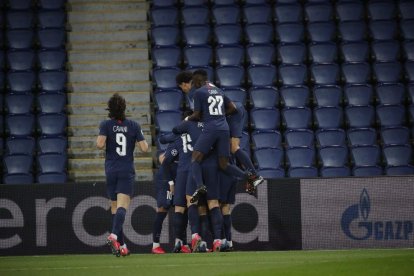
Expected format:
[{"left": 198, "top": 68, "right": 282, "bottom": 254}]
[
  {"left": 68, "top": 169, "right": 154, "bottom": 182},
  {"left": 69, "top": 114, "right": 151, "bottom": 127},
  {"left": 68, "top": 40, "right": 149, "bottom": 51},
  {"left": 67, "top": 103, "right": 150, "bottom": 115},
  {"left": 68, "top": 135, "right": 152, "bottom": 149},
  {"left": 68, "top": 69, "right": 149, "bottom": 83},
  {"left": 69, "top": 60, "right": 150, "bottom": 72},
  {"left": 69, "top": 1, "right": 147, "bottom": 12},
  {"left": 69, "top": 81, "right": 151, "bottom": 94},
  {"left": 69, "top": 21, "right": 148, "bottom": 32},
  {"left": 67, "top": 125, "right": 151, "bottom": 137},
  {"left": 68, "top": 30, "right": 147, "bottom": 44},
  {"left": 68, "top": 158, "right": 152, "bottom": 170},
  {"left": 68, "top": 49, "right": 148, "bottom": 63},
  {"left": 67, "top": 91, "right": 150, "bottom": 105},
  {"left": 68, "top": 10, "right": 146, "bottom": 23}
]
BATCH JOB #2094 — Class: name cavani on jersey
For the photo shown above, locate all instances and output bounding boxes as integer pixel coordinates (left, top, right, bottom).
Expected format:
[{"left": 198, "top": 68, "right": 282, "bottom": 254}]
[{"left": 113, "top": 126, "right": 128, "bottom": 132}]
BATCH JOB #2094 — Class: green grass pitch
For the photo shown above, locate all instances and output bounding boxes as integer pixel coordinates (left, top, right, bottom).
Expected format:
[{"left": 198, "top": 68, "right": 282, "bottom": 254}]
[{"left": 0, "top": 249, "right": 413, "bottom": 276}]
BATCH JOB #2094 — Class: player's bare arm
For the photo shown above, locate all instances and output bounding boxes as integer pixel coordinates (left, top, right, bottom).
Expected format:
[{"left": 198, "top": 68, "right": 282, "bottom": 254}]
[{"left": 96, "top": 135, "right": 106, "bottom": 149}]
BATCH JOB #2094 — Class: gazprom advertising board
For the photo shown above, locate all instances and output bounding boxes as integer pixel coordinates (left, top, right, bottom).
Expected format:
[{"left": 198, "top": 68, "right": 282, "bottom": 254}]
[{"left": 301, "top": 176, "right": 414, "bottom": 249}]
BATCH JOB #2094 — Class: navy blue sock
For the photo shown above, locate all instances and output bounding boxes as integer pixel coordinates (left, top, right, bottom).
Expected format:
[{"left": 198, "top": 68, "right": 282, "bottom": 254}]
[
  {"left": 112, "top": 207, "right": 126, "bottom": 238},
  {"left": 181, "top": 210, "right": 188, "bottom": 244},
  {"left": 191, "top": 161, "right": 204, "bottom": 188},
  {"left": 223, "top": 214, "right": 232, "bottom": 242},
  {"left": 174, "top": 212, "right": 185, "bottom": 241},
  {"left": 209, "top": 207, "right": 223, "bottom": 240},
  {"left": 235, "top": 149, "right": 256, "bottom": 174},
  {"left": 199, "top": 215, "right": 210, "bottom": 240},
  {"left": 223, "top": 163, "right": 246, "bottom": 180},
  {"left": 153, "top": 212, "right": 167, "bottom": 243},
  {"left": 188, "top": 205, "right": 200, "bottom": 235},
  {"left": 112, "top": 213, "right": 125, "bottom": 245}
]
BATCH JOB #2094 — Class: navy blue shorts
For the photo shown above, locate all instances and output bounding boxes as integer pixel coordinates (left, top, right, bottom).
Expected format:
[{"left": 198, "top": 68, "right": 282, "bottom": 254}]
[
  {"left": 156, "top": 177, "right": 173, "bottom": 209},
  {"left": 219, "top": 171, "right": 236, "bottom": 204},
  {"left": 203, "top": 164, "right": 220, "bottom": 201},
  {"left": 106, "top": 171, "right": 135, "bottom": 201},
  {"left": 194, "top": 129, "right": 230, "bottom": 157},
  {"left": 228, "top": 109, "right": 246, "bottom": 138},
  {"left": 173, "top": 170, "right": 188, "bottom": 207}
]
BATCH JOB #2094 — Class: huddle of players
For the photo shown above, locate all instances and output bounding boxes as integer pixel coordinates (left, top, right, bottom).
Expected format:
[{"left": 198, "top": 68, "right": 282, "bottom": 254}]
[{"left": 151, "top": 70, "right": 264, "bottom": 253}]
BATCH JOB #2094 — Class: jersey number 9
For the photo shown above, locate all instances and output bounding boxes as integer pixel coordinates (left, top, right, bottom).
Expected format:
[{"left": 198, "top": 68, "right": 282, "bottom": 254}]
[{"left": 116, "top": 133, "right": 127, "bottom": 156}]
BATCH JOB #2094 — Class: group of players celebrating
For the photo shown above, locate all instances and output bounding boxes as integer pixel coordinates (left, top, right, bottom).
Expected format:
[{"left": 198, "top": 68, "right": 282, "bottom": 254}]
[{"left": 97, "top": 69, "right": 264, "bottom": 256}]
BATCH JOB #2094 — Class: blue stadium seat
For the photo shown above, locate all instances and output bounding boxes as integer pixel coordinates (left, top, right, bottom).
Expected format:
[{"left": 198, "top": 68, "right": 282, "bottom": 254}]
[
  {"left": 6, "top": 113, "right": 35, "bottom": 137},
  {"left": 380, "top": 126, "right": 410, "bottom": 145},
  {"left": 313, "top": 85, "right": 342, "bottom": 107},
  {"left": 5, "top": 93, "right": 33, "bottom": 114},
  {"left": 0, "top": 137, "right": 3, "bottom": 156},
  {"left": 376, "top": 104, "right": 406, "bottom": 128},
  {"left": 152, "top": 45, "right": 181, "bottom": 67},
  {"left": 182, "top": 24, "right": 211, "bottom": 46},
  {"left": 321, "top": 166, "right": 351, "bottom": 177},
  {"left": 38, "top": 10, "right": 66, "bottom": 29},
  {"left": 347, "top": 128, "right": 377, "bottom": 146},
  {"left": 37, "top": 28, "right": 66, "bottom": 49},
  {"left": 153, "top": 89, "right": 183, "bottom": 111},
  {"left": 373, "top": 61, "right": 402, "bottom": 83},
  {"left": 212, "top": 4, "right": 240, "bottom": 25},
  {"left": 400, "top": 19, "right": 414, "bottom": 41},
  {"left": 315, "top": 128, "right": 346, "bottom": 146},
  {"left": 280, "top": 85, "right": 309, "bottom": 107},
  {"left": 150, "top": 6, "right": 178, "bottom": 26},
  {"left": 215, "top": 65, "right": 245, "bottom": 88},
  {"left": 257, "top": 168, "right": 285, "bottom": 179},
  {"left": 318, "top": 145, "right": 349, "bottom": 173},
  {"left": 368, "top": 1, "right": 396, "bottom": 20},
  {"left": 38, "top": 0, "right": 66, "bottom": 9},
  {"left": 344, "top": 84, "right": 373, "bottom": 106},
  {"left": 37, "top": 113, "right": 67, "bottom": 137},
  {"left": 310, "top": 63, "right": 339, "bottom": 85},
  {"left": 277, "top": 42, "right": 306, "bottom": 64},
  {"left": 340, "top": 41, "right": 369, "bottom": 62},
  {"left": 6, "top": 136, "right": 35, "bottom": 155},
  {"left": 8, "top": 0, "right": 32, "bottom": 10},
  {"left": 249, "top": 86, "right": 279, "bottom": 108},
  {"left": 37, "top": 172, "right": 67, "bottom": 184},
  {"left": 214, "top": 0, "right": 239, "bottom": 5},
  {"left": 250, "top": 107, "right": 280, "bottom": 131},
  {"left": 399, "top": 1, "right": 414, "bottom": 20},
  {"left": 278, "top": 63, "right": 307, "bottom": 86},
  {"left": 313, "top": 106, "right": 343, "bottom": 129},
  {"left": 37, "top": 92, "right": 66, "bottom": 113},
  {"left": 307, "top": 21, "right": 336, "bottom": 43},
  {"left": 37, "top": 153, "right": 66, "bottom": 174},
  {"left": 369, "top": 20, "right": 398, "bottom": 41},
  {"left": 181, "top": 6, "right": 209, "bottom": 26},
  {"left": 152, "top": 66, "right": 180, "bottom": 89},
  {"left": 38, "top": 70, "right": 67, "bottom": 92},
  {"left": 309, "top": 42, "right": 337, "bottom": 63},
  {"left": 372, "top": 40, "right": 400, "bottom": 62},
  {"left": 0, "top": 51, "right": 4, "bottom": 71},
  {"left": 284, "top": 129, "right": 314, "bottom": 147},
  {"left": 403, "top": 41, "right": 414, "bottom": 61},
  {"left": 3, "top": 173, "right": 33, "bottom": 184},
  {"left": 282, "top": 107, "right": 312, "bottom": 129},
  {"left": 3, "top": 154, "right": 33, "bottom": 175},
  {"left": 275, "top": 22, "right": 304, "bottom": 43},
  {"left": 251, "top": 130, "right": 282, "bottom": 149},
  {"left": 336, "top": 1, "right": 364, "bottom": 22},
  {"left": 350, "top": 144, "right": 383, "bottom": 176},
  {"left": 274, "top": 3, "right": 302, "bottom": 23},
  {"left": 345, "top": 105, "right": 375, "bottom": 128},
  {"left": 6, "top": 10, "right": 34, "bottom": 29},
  {"left": 214, "top": 23, "right": 242, "bottom": 45},
  {"left": 247, "top": 64, "right": 277, "bottom": 87},
  {"left": 0, "top": 115, "right": 4, "bottom": 137},
  {"left": 221, "top": 87, "right": 246, "bottom": 105},
  {"left": 7, "top": 71, "right": 36, "bottom": 93},
  {"left": 305, "top": 3, "right": 333, "bottom": 22},
  {"left": 243, "top": 3, "right": 272, "bottom": 24},
  {"left": 376, "top": 83, "right": 405, "bottom": 105},
  {"left": 38, "top": 136, "right": 67, "bottom": 154},
  {"left": 184, "top": 45, "right": 212, "bottom": 67},
  {"left": 246, "top": 43, "right": 275, "bottom": 65},
  {"left": 288, "top": 166, "right": 318, "bottom": 178},
  {"left": 341, "top": 62, "right": 371, "bottom": 84},
  {"left": 406, "top": 61, "right": 414, "bottom": 83},
  {"left": 151, "top": 26, "right": 179, "bottom": 46},
  {"left": 253, "top": 147, "right": 284, "bottom": 170},
  {"left": 6, "top": 29, "right": 35, "bottom": 50},
  {"left": 151, "top": 0, "right": 177, "bottom": 7},
  {"left": 38, "top": 49, "right": 66, "bottom": 71},
  {"left": 245, "top": 23, "right": 274, "bottom": 44},
  {"left": 383, "top": 144, "right": 414, "bottom": 175},
  {"left": 7, "top": 50, "right": 35, "bottom": 71},
  {"left": 338, "top": 20, "right": 367, "bottom": 42},
  {"left": 182, "top": 0, "right": 206, "bottom": 6},
  {"left": 286, "top": 146, "right": 317, "bottom": 177},
  {"left": 216, "top": 44, "right": 245, "bottom": 66},
  {"left": 155, "top": 110, "right": 182, "bottom": 134}
]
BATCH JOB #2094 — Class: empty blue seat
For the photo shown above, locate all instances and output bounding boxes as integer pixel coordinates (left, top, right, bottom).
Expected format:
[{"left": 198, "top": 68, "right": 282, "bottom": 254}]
[
  {"left": 182, "top": 24, "right": 211, "bottom": 46},
  {"left": 347, "top": 128, "right": 377, "bottom": 146},
  {"left": 38, "top": 28, "right": 66, "bottom": 49},
  {"left": 344, "top": 84, "right": 373, "bottom": 106},
  {"left": 38, "top": 10, "right": 66, "bottom": 29},
  {"left": 152, "top": 66, "right": 180, "bottom": 89},
  {"left": 246, "top": 43, "right": 274, "bottom": 65},
  {"left": 155, "top": 110, "right": 182, "bottom": 134},
  {"left": 321, "top": 166, "right": 351, "bottom": 177},
  {"left": 369, "top": 20, "right": 398, "bottom": 41},
  {"left": 37, "top": 113, "right": 67, "bottom": 136},
  {"left": 151, "top": 26, "right": 179, "bottom": 46},
  {"left": 222, "top": 87, "right": 247, "bottom": 105},
  {"left": 373, "top": 61, "right": 402, "bottom": 83},
  {"left": 183, "top": 0, "right": 207, "bottom": 5},
  {"left": 153, "top": 89, "right": 182, "bottom": 111},
  {"left": 247, "top": 64, "right": 277, "bottom": 87},
  {"left": 212, "top": 4, "right": 240, "bottom": 25},
  {"left": 315, "top": 128, "right": 346, "bottom": 146},
  {"left": 284, "top": 129, "right": 314, "bottom": 147},
  {"left": 216, "top": 44, "right": 245, "bottom": 66},
  {"left": 350, "top": 144, "right": 383, "bottom": 176},
  {"left": 257, "top": 168, "right": 285, "bottom": 179},
  {"left": 314, "top": 106, "right": 343, "bottom": 129},
  {"left": 152, "top": 0, "right": 177, "bottom": 7},
  {"left": 7, "top": 71, "right": 36, "bottom": 93},
  {"left": 403, "top": 41, "right": 414, "bottom": 61},
  {"left": 38, "top": 136, "right": 67, "bottom": 154},
  {"left": 6, "top": 29, "right": 34, "bottom": 50},
  {"left": 372, "top": 40, "right": 400, "bottom": 62},
  {"left": 249, "top": 86, "right": 279, "bottom": 108},
  {"left": 276, "top": 22, "right": 304, "bottom": 43},
  {"left": 184, "top": 45, "right": 212, "bottom": 67},
  {"left": 3, "top": 154, "right": 33, "bottom": 175},
  {"left": 37, "top": 92, "right": 66, "bottom": 113},
  {"left": 385, "top": 166, "right": 414, "bottom": 176},
  {"left": 150, "top": 6, "right": 178, "bottom": 26},
  {"left": 152, "top": 45, "right": 181, "bottom": 67},
  {"left": 305, "top": 3, "right": 333, "bottom": 22},
  {"left": 38, "top": 49, "right": 66, "bottom": 70},
  {"left": 7, "top": 50, "right": 35, "bottom": 71},
  {"left": 280, "top": 85, "right": 309, "bottom": 107},
  {"left": 274, "top": 3, "right": 302, "bottom": 23},
  {"left": 181, "top": 6, "right": 209, "bottom": 26},
  {"left": 309, "top": 42, "right": 337, "bottom": 63},
  {"left": 251, "top": 130, "right": 282, "bottom": 149},
  {"left": 368, "top": 1, "right": 396, "bottom": 20},
  {"left": 250, "top": 107, "right": 280, "bottom": 130},
  {"left": 340, "top": 41, "right": 369, "bottom": 62},
  {"left": 338, "top": 21, "right": 367, "bottom": 42},
  {"left": 243, "top": 3, "right": 271, "bottom": 24},
  {"left": 286, "top": 146, "right": 317, "bottom": 177},
  {"left": 37, "top": 172, "right": 67, "bottom": 184},
  {"left": 38, "top": 70, "right": 67, "bottom": 92},
  {"left": 406, "top": 61, "right": 414, "bottom": 83},
  {"left": 288, "top": 166, "right": 318, "bottom": 177},
  {"left": 215, "top": 65, "right": 245, "bottom": 88},
  {"left": 37, "top": 153, "right": 66, "bottom": 174},
  {"left": 376, "top": 104, "right": 406, "bottom": 127},
  {"left": 6, "top": 113, "right": 35, "bottom": 137},
  {"left": 245, "top": 23, "right": 273, "bottom": 44},
  {"left": 282, "top": 107, "right": 312, "bottom": 129},
  {"left": 278, "top": 64, "right": 307, "bottom": 86},
  {"left": 5, "top": 93, "right": 33, "bottom": 114},
  {"left": 318, "top": 145, "right": 349, "bottom": 169},
  {"left": 214, "top": 24, "right": 243, "bottom": 46},
  {"left": 307, "top": 21, "right": 336, "bottom": 43},
  {"left": 376, "top": 83, "right": 405, "bottom": 105},
  {"left": 253, "top": 147, "right": 284, "bottom": 170},
  {"left": 345, "top": 105, "right": 375, "bottom": 128},
  {"left": 3, "top": 173, "right": 34, "bottom": 184},
  {"left": 336, "top": 1, "right": 364, "bottom": 22},
  {"left": 277, "top": 42, "right": 306, "bottom": 64},
  {"left": 6, "top": 10, "right": 34, "bottom": 29},
  {"left": 38, "top": 0, "right": 66, "bottom": 9},
  {"left": 341, "top": 62, "right": 371, "bottom": 84},
  {"left": 310, "top": 63, "right": 339, "bottom": 85},
  {"left": 313, "top": 85, "right": 342, "bottom": 107},
  {"left": 383, "top": 144, "right": 414, "bottom": 175},
  {"left": 6, "top": 136, "right": 35, "bottom": 155},
  {"left": 399, "top": 1, "right": 414, "bottom": 20},
  {"left": 380, "top": 126, "right": 410, "bottom": 145},
  {"left": 400, "top": 19, "right": 414, "bottom": 40}
]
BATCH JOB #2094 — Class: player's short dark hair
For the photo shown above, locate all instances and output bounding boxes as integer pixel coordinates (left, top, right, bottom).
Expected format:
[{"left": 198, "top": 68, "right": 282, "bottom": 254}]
[
  {"left": 107, "top": 93, "right": 126, "bottom": 121},
  {"left": 183, "top": 109, "right": 193, "bottom": 118},
  {"left": 176, "top": 71, "right": 193, "bottom": 85},
  {"left": 192, "top": 70, "right": 208, "bottom": 89}
]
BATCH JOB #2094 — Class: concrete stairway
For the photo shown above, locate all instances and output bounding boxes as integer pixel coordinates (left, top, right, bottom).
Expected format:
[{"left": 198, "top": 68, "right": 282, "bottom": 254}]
[{"left": 66, "top": 0, "right": 153, "bottom": 182}]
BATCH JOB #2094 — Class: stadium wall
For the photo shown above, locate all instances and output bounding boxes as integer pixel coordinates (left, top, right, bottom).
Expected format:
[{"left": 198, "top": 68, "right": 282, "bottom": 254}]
[{"left": 0, "top": 176, "right": 412, "bottom": 256}]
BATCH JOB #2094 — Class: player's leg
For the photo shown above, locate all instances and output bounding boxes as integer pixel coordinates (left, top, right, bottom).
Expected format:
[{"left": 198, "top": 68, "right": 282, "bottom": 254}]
[
  {"left": 221, "top": 203, "right": 233, "bottom": 251},
  {"left": 208, "top": 200, "right": 224, "bottom": 252},
  {"left": 172, "top": 171, "right": 190, "bottom": 253},
  {"left": 152, "top": 206, "right": 168, "bottom": 254}
]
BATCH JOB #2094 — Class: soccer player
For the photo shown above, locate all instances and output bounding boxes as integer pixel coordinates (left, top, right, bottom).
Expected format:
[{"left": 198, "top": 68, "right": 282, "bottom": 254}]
[
  {"left": 97, "top": 93, "right": 149, "bottom": 257},
  {"left": 219, "top": 168, "right": 237, "bottom": 251}
]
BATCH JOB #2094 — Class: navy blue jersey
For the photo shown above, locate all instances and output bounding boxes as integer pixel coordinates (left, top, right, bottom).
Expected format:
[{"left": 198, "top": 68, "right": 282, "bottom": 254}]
[
  {"left": 227, "top": 101, "right": 246, "bottom": 138},
  {"left": 186, "top": 87, "right": 196, "bottom": 111},
  {"left": 99, "top": 119, "right": 145, "bottom": 174},
  {"left": 193, "top": 82, "right": 230, "bottom": 131}
]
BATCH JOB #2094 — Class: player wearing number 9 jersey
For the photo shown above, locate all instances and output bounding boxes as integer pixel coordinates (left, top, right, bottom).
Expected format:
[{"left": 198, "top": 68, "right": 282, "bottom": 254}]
[{"left": 97, "top": 93, "right": 149, "bottom": 257}]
